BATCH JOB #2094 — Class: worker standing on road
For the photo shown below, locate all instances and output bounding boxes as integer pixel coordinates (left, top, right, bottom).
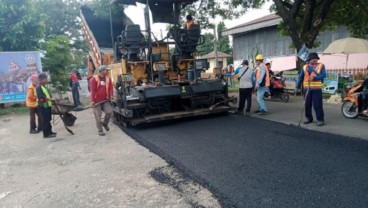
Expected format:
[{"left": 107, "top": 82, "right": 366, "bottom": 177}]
[
  {"left": 26, "top": 74, "right": 42, "bottom": 134},
  {"left": 69, "top": 69, "right": 82, "bottom": 107},
  {"left": 228, "top": 65, "right": 235, "bottom": 88},
  {"left": 226, "top": 60, "right": 254, "bottom": 116},
  {"left": 89, "top": 65, "right": 114, "bottom": 136},
  {"left": 254, "top": 54, "right": 270, "bottom": 115},
  {"left": 295, "top": 52, "right": 326, "bottom": 126},
  {"left": 36, "top": 73, "right": 57, "bottom": 138}
]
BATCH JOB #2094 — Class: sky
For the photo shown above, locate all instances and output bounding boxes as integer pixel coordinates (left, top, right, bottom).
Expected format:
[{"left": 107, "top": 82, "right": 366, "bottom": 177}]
[{"left": 124, "top": 1, "right": 273, "bottom": 39}]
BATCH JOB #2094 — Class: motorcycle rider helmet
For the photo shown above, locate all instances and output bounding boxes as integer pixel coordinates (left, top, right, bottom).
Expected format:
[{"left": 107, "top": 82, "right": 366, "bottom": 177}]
[{"left": 264, "top": 59, "right": 271, "bottom": 65}]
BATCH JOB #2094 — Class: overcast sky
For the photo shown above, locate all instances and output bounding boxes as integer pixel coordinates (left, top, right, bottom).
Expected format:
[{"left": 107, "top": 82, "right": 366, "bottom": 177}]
[{"left": 124, "top": 1, "right": 273, "bottom": 39}]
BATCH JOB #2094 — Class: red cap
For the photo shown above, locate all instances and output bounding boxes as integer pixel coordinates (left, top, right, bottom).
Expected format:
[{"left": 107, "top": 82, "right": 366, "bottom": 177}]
[{"left": 31, "top": 74, "right": 38, "bottom": 80}]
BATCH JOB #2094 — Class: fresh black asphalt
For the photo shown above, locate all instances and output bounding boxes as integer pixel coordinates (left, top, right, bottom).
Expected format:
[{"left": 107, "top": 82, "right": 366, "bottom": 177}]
[{"left": 123, "top": 114, "right": 368, "bottom": 208}]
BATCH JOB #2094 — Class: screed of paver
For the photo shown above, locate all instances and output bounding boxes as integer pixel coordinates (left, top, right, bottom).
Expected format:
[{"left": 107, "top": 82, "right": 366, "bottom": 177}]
[{"left": 0, "top": 110, "right": 220, "bottom": 208}]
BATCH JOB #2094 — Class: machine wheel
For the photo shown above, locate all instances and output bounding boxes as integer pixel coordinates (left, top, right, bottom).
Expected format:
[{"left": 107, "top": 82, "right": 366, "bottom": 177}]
[
  {"left": 63, "top": 113, "right": 76, "bottom": 126},
  {"left": 280, "top": 92, "right": 289, "bottom": 103},
  {"left": 341, "top": 101, "right": 359, "bottom": 119}
]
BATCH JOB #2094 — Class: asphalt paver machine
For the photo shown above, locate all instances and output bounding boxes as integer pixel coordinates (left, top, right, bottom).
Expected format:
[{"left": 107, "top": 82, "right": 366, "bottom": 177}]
[{"left": 81, "top": 0, "right": 236, "bottom": 126}]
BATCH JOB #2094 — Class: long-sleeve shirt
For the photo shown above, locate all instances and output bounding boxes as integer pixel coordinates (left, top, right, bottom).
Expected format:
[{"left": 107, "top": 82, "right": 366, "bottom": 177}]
[
  {"left": 89, "top": 76, "right": 114, "bottom": 103},
  {"left": 226, "top": 65, "right": 255, "bottom": 88},
  {"left": 296, "top": 63, "right": 327, "bottom": 89}
]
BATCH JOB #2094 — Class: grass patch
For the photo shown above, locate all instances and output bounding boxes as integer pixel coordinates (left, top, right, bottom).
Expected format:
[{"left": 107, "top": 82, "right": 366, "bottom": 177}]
[
  {"left": 227, "top": 86, "right": 239, "bottom": 93},
  {"left": 0, "top": 106, "right": 29, "bottom": 116}
]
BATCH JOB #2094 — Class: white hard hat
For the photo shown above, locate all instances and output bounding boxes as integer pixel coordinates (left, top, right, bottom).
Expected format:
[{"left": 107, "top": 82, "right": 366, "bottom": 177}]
[{"left": 264, "top": 59, "right": 271, "bottom": 64}]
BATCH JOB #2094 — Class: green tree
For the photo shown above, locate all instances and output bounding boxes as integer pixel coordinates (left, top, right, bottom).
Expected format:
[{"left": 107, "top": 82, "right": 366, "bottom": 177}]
[
  {"left": 41, "top": 35, "right": 73, "bottom": 96},
  {"left": 186, "top": 0, "right": 368, "bottom": 68},
  {"left": 197, "top": 33, "right": 214, "bottom": 56},
  {"left": 329, "top": 0, "right": 368, "bottom": 39},
  {"left": 0, "top": 0, "right": 46, "bottom": 51},
  {"left": 183, "top": 0, "right": 264, "bottom": 29},
  {"left": 217, "top": 22, "right": 232, "bottom": 55},
  {"left": 36, "top": 0, "right": 81, "bottom": 38},
  {"left": 37, "top": 0, "right": 88, "bottom": 74},
  {"left": 89, "top": 0, "right": 126, "bottom": 18}
]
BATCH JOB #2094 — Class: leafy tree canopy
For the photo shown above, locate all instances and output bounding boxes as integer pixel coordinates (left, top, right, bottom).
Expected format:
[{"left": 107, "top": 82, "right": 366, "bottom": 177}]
[
  {"left": 36, "top": 0, "right": 81, "bottom": 38},
  {"left": 41, "top": 35, "right": 73, "bottom": 93},
  {"left": 89, "top": 0, "right": 126, "bottom": 18},
  {"left": 0, "top": 0, "right": 46, "bottom": 51}
]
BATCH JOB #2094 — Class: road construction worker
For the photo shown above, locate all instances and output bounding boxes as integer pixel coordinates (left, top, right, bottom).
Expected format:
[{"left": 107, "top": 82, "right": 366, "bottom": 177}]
[
  {"left": 26, "top": 74, "right": 42, "bottom": 134},
  {"left": 184, "top": 14, "right": 195, "bottom": 30},
  {"left": 227, "top": 60, "right": 254, "bottom": 116},
  {"left": 264, "top": 59, "right": 273, "bottom": 96},
  {"left": 254, "top": 54, "right": 270, "bottom": 115},
  {"left": 89, "top": 65, "right": 114, "bottom": 136},
  {"left": 36, "top": 73, "right": 57, "bottom": 138},
  {"left": 69, "top": 69, "right": 82, "bottom": 107},
  {"left": 295, "top": 52, "right": 326, "bottom": 126}
]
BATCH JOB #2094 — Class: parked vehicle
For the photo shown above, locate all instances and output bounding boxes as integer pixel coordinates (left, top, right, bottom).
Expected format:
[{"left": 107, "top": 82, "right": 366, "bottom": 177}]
[
  {"left": 341, "top": 83, "right": 367, "bottom": 118},
  {"left": 265, "top": 72, "right": 289, "bottom": 102}
]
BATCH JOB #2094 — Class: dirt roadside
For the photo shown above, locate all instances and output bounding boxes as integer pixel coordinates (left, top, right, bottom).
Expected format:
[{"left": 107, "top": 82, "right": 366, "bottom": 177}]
[{"left": 0, "top": 109, "right": 220, "bottom": 208}]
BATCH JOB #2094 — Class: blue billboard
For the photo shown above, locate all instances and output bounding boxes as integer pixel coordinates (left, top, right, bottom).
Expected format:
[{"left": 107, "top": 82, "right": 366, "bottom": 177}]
[{"left": 0, "top": 51, "right": 42, "bottom": 103}]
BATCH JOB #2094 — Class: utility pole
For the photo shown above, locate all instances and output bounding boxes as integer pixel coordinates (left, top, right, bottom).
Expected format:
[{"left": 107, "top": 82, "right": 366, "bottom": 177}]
[{"left": 213, "top": 25, "right": 219, "bottom": 69}]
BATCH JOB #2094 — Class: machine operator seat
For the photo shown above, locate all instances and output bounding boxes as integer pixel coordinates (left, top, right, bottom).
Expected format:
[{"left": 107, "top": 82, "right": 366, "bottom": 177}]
[
  {"left": 180, "top": 24, "right": 201, "bottom": 57},
  {"left": 123, "top": 24, "right": 145, "bottom": 61}
]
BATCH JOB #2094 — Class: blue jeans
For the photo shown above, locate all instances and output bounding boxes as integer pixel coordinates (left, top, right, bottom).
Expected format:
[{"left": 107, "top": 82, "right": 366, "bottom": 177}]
[
  {"left": 228, "top": 77, "right": 235, "bottom": 88},
  {"left": 256, "top": 86, "right": 268, "bottom": 112},
  {"left": 72, "top": 82, "right": 81, "bottom": 106}
]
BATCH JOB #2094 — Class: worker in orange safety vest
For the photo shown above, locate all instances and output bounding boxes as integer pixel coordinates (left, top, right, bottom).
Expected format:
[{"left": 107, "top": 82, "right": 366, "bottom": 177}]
[
  {"left": 89, "top": 65, "right": 114, "bottom": 136},
  {"left": 254, "top": 54, "right": 270, "bottom": 115},
  {"left": 184, "top": 14, "right": 195, "bottom": 30},
  {"left": 26, "top": 74, "right": 42, "bottom": 134},
  {"left": 295, "top": 52, "right": 327, "bottom": 126}
]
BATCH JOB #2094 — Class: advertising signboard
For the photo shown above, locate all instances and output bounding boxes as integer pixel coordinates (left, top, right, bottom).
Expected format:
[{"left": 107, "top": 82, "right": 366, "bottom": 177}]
[
  {"left": 322, "top": 72, "right": 339, "bottom": 94},
  {"left": 0, "top": 51, "right": 42, "bottom": 103},
  {"left": 282, "top": 70, "right": 299, "bottom": 90}
]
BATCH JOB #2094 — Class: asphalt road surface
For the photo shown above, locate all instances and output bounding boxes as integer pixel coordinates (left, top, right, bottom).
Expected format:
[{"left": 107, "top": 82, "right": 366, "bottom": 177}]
[{"left": 123, "top": 114, "right": 368, "bottom": 208}]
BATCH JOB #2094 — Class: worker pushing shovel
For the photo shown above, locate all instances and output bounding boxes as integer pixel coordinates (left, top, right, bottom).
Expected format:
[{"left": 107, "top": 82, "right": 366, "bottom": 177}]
[{"left": 295, "top": 52, "right": 327, "bottom": 127}]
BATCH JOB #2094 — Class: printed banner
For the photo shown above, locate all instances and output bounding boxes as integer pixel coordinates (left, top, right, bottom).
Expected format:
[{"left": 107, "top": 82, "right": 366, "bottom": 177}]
[
  {"left": 0, "top": 51, "right": 42, "bottom": 103},
  {"left": 282, "top": 70, "right": 299, "bottom": 89},
  {"left": 322, "top": 72, "right": 339, "bottom": 94},
  {"left": 297, "top": 44, "right": 309, "bottom": 61}
]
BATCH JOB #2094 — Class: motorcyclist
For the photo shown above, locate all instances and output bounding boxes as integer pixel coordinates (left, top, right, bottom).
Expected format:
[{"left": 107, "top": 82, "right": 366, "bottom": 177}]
[
  {"left": 362, "top": 76, "right": 368, "bottom": 116},
  {"left": 264, "top": 59, "right": 273, "bottom": 96}
]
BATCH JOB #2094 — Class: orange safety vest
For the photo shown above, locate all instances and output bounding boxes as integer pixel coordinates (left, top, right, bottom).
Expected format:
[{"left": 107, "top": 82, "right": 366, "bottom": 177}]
[
  {"left": 255, "top": 64, "right": 270, "bottom": 87},
  {"left": 94, "top": 75, "right": 111, "bottom": 99},
  {"left": 186, "top": 20, "right": 195, "bottom": 30},
  {"left": 26, "top": 84, "right": 38, "bottom": 108},
  {"left": 303, "top": 63, "right": 324, "bottom": 89}
]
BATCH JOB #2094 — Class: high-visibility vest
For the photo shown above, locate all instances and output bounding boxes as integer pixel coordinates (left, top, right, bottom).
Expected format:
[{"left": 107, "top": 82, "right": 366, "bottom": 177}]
[
  {"left": 303, "top": 63, "right": 324, "bottom": 89},
  {"left": 94, "top": 75, "right": 111, "bottom": 99},
  {"left": 186, "top": 20, "right": 195, "bottom": 30},
  {"left": 255, "top": 64, "right": 270, "bottom": 87},
  {"left": 38, "top": 85, "right": 52, "bottom": 107},
  {"left": 26, "top": 84, "right": 38, "bottom": 108}
]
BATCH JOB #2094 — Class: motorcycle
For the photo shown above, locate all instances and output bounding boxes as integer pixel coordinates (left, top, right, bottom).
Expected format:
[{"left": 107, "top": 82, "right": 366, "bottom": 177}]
[
  {"left": 341, "top": 83, "right": 368, "bottom": 118},
  {"left": 264, "top": 72, "right": 289, "bottom": 102}
]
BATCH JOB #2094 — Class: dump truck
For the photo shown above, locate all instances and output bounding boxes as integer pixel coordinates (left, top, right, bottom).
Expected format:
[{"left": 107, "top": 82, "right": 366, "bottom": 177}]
[{"left": 80, "top": 0, "right": 236, "bottom": 126}]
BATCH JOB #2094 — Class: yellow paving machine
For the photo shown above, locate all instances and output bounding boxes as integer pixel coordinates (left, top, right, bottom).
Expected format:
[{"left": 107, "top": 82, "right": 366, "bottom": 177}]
[{"left": 81, "top": 0, "right": 236, "bottom": 126}]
